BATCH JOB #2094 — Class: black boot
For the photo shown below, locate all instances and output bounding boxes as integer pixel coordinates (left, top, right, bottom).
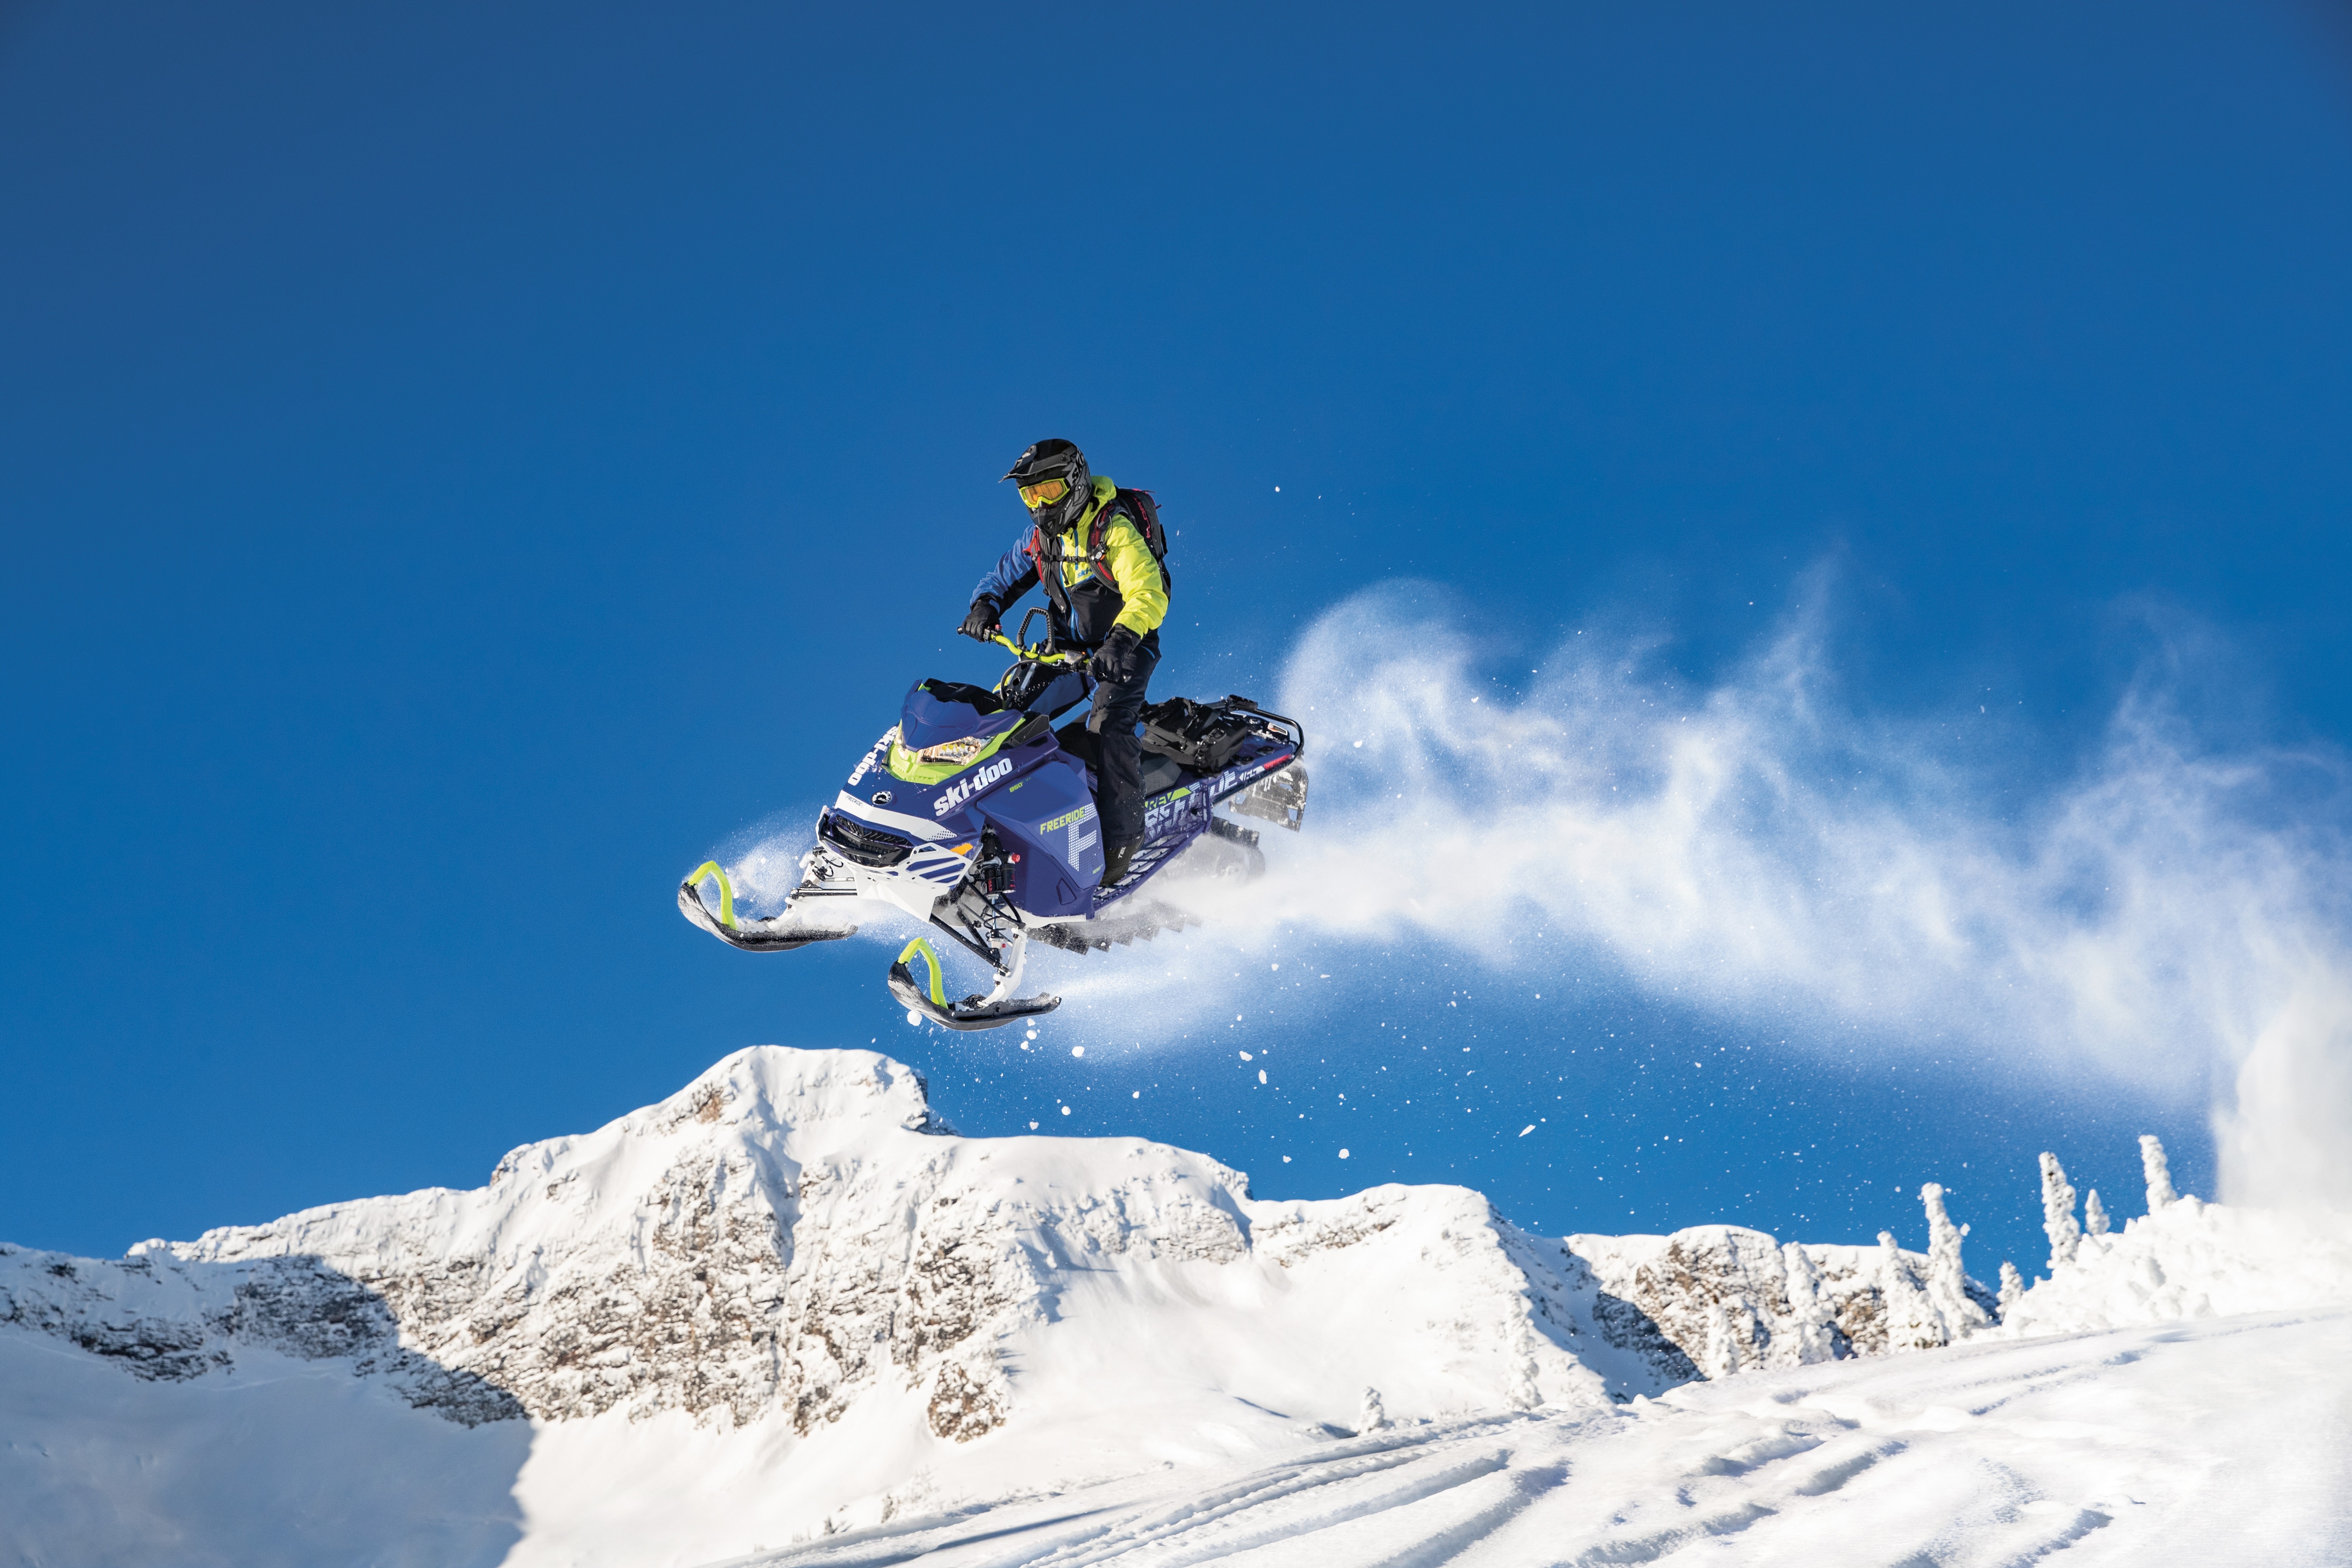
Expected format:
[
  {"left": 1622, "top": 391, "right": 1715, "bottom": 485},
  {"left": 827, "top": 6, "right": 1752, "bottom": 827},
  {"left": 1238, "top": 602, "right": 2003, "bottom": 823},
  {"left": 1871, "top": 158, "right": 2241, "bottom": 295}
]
[{"left": 1102, "top": 839, "right": 1140, "bottom": 886}]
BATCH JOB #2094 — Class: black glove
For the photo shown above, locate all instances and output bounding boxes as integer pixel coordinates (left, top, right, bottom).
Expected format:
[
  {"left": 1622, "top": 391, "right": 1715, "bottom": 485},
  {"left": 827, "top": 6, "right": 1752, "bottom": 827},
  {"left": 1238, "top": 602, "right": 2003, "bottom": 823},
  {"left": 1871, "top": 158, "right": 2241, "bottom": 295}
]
[
  {"left": 957, "top": 596, "right": 1001, "bottom": 643},
  {"left": 1090, "top": 625, "right": 1141, "bottom": 683}
]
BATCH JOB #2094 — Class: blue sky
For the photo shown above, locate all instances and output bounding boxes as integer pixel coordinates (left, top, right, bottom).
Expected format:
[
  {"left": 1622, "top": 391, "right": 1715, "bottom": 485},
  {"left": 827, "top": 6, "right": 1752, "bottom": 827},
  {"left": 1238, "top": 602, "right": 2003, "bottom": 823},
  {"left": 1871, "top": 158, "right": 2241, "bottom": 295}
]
[{"left": 6, "top": 2, "right": 2351, "bottom": 1281}]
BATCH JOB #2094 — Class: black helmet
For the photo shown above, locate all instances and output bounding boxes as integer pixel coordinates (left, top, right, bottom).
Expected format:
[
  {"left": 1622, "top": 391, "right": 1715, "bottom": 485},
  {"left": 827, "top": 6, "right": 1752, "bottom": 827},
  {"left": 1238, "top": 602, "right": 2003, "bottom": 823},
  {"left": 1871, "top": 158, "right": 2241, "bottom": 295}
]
[{"left": 1003, "top": 438, "right": 1091, "bottom": 532}]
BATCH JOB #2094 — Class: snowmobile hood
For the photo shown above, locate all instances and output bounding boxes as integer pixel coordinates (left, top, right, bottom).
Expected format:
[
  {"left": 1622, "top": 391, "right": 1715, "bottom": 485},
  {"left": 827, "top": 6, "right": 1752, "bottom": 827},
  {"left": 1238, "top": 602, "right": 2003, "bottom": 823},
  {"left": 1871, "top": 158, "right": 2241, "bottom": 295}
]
[{"left": 897, "top": 679, "right": 1019, "bottom": 749}]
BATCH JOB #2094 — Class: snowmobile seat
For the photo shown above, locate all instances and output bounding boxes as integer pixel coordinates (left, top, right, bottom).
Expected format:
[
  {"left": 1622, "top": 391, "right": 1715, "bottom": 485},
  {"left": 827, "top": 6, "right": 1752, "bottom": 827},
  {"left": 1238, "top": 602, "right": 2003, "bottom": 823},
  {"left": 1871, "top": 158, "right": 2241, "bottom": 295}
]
[
  {"left": 1138, "top": 752, "right": 1185, "bottom": 797},
  {"left": 1053, "top": 718, "right": 1101, "bottom": 788},
  {"left": 1058, "top": 719, "right": 1189, "bottom": 797}
]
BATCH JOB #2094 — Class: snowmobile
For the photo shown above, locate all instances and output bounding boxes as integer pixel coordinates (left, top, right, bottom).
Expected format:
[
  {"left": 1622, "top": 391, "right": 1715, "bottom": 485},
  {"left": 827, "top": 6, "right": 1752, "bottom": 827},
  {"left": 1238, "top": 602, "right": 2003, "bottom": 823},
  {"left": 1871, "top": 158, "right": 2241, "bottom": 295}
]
[{"left": 677, "top": 613, "right": 1308, "bottom": 1030}]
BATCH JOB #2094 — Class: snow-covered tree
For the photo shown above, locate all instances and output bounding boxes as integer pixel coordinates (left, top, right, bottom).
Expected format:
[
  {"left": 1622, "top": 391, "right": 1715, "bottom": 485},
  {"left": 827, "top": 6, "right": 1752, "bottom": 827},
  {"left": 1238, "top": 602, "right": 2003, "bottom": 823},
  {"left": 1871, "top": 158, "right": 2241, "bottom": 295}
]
[
  {"left": 2140, "top": 1133, "right": 2178, "bottom": 1210},
  {"left": 1998, "top": 1261, "right": 2024, "bottom": 1315},
  {"left": 2038, "top": 1153, "right": 2081, "bottom": 1272},
  {"left": 1357, "top": 1386, "right": 1388, "bottom": 1433},
  {"left": 1874, "top": 1231, "right": 1947, "bottom": 1352},
  {"left": 2084, "top": 1189, "right": 2110, "bottom": 1237},
  {"left": 1919, "top": 1183, "right": 1994, "bottom": 1341},
  {"left": 1702, "top": 1302, "right": 1730, "bottom": 1377},
  {"left": 1780, "top": 1241, "right": 1838, "bottom": 1364}
]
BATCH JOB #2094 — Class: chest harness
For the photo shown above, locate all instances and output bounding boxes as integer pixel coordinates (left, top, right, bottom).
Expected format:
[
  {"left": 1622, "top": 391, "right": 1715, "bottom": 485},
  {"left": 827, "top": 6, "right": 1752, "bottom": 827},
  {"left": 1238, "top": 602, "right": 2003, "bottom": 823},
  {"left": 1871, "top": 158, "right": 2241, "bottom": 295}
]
[{"left": 1024, "top": 490, "right": 1170, "bottom": 610}]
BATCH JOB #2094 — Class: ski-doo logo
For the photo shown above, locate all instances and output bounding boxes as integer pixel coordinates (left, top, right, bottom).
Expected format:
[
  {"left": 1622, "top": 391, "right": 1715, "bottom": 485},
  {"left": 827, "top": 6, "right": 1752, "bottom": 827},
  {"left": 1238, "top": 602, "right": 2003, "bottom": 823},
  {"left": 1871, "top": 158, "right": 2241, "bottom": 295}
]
[{"left": 932, "top": 757, "right": 1015, "bottom": 816}]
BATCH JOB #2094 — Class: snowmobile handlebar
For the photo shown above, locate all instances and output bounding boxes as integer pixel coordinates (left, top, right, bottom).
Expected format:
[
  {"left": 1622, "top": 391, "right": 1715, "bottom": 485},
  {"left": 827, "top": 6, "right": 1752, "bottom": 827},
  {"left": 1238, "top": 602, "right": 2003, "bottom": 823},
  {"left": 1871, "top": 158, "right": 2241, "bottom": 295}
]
[{"left": 990, "top": 610, "right": 1088, "bottom": 667}]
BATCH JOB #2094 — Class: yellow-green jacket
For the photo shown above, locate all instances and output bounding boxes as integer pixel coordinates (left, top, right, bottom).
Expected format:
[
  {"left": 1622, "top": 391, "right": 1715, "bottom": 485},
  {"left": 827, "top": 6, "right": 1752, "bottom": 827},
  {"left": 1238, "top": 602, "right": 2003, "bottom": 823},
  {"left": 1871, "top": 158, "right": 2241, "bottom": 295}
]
[{"left": 973, "top": 475, "right": 1170, "bottom": 647}]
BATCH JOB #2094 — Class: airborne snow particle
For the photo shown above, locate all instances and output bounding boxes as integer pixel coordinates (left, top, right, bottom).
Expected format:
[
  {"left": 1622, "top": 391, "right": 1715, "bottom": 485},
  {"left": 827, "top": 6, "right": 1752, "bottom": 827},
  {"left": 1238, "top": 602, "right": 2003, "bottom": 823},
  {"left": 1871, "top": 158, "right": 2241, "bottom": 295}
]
[
  {"left": 1282, "top": 1155, "right": 1292, "bottom": 1163},
  {"left": 1071, "top": 1046, "right": 1086, "bottom": 1058},
  {"left": 905, "top": 1010, "right": 922, "bottom": 1026},
  {"left": 1028, "top": 1121, "right": 1039, "bottom": 1130},
  {"left": 1518, "top": 1125, "right": 1535, "bottom": 1137},
  {"left": 1240, "top": 1051, "right": 1253, "bottom": 1061},
  {"left": 1271, "top": 963, "right": 1279, "bottom": 971},
  {"left": 1338, "top": 1149, "right": 1351, "bottom": 1159},
  {"left": 1060, "top": 1106, "right": 1072, "bottom": 1116},
  {"left": 1259, "top": 1070, "right": 1268, "bottom": 1084},
  {"left": 1132, "top": 1090, "right": 1140, "bottom": 1098}
]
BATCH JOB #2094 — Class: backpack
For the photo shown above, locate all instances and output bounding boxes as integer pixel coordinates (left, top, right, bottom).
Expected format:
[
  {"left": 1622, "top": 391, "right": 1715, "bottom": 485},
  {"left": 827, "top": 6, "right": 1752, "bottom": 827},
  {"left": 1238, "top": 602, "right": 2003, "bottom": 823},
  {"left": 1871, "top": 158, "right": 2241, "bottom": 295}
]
[{"left": 1030, "top": 487, "right": 1173, "bottom": 600}]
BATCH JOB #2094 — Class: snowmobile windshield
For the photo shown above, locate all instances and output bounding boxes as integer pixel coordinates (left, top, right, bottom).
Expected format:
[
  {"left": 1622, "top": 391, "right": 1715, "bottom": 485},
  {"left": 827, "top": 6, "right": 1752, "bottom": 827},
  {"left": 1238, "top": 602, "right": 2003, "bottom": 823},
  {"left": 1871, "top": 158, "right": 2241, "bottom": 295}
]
[
  {"left": 888, "top": 679, "right": 1027, "bottom": 785},
  {"left": 900, "top": 680, "right": 1011, "bottom": 740}
]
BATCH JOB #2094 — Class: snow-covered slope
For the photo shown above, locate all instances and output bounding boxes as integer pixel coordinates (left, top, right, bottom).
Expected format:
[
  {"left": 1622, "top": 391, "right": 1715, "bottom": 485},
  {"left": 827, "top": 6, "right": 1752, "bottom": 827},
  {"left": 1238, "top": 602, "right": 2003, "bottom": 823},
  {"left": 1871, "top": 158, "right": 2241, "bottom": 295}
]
[
  {"left": 728, "top": 1306, "right": 2352, "bottom": 1568},
  {"left": 5, "top": 1045, "right": 2347, "bottom": 1567}
]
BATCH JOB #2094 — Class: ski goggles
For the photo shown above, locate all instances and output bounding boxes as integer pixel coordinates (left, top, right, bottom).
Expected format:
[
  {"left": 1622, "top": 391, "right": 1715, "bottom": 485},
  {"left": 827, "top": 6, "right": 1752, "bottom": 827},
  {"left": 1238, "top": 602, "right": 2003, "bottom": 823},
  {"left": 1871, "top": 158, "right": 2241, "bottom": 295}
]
[{"left": 1017, "top": 477, "right": 1073, "bottom": 509}]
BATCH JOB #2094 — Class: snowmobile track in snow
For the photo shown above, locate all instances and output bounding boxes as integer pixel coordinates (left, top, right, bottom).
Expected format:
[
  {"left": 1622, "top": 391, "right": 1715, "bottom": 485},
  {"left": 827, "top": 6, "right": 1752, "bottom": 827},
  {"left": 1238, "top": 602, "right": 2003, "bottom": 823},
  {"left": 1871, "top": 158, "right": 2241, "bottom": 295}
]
[{"left": 724, "top": 1310, "right": 2352, "bottom": 1568}]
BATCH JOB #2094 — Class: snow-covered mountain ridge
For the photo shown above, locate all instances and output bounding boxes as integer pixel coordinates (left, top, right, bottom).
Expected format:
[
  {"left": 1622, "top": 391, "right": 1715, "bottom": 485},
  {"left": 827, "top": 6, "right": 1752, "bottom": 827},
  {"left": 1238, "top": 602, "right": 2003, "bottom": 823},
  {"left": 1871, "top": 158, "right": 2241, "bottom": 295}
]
[
  {"left": 6, "top": 1045, "right": 2350, "bottom": 1567},
  {"left": 1, "top": 1046, "right": 1990, "bottom": 1433}
]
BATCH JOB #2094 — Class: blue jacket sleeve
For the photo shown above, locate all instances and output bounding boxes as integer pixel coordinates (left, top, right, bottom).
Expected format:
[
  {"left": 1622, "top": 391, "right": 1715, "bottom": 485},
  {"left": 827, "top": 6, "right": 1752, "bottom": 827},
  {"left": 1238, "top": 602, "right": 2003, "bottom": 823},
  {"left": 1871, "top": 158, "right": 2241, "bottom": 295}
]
[{"left": 971, "top": 526, "right": 1039, "bottom": 609}]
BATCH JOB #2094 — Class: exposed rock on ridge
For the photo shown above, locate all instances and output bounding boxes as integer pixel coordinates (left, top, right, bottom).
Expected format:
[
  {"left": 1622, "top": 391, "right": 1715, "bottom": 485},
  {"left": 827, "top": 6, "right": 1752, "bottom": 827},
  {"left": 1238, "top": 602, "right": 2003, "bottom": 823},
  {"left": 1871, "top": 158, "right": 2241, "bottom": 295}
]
[
  {"left": 2, "top": 1046, "right": 1992, "bottom": 1443},
  {"left": 0, "top": 1247, "right": 524, "bottom": 1425},
  {"left": 1555, "top": 1224, "right": 2001, "bottom": 1386}
]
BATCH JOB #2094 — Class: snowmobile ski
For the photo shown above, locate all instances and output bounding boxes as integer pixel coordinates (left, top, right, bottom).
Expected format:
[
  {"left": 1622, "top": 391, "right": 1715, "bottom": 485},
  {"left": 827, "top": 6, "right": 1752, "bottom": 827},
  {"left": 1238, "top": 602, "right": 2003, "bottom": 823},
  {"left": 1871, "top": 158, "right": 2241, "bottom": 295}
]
[
  {"left": 886, "top": 937, "right": 1063, "bottom": 1030},
  {"left": 677, "top": 862, "right": 858, "bottom": 952}
]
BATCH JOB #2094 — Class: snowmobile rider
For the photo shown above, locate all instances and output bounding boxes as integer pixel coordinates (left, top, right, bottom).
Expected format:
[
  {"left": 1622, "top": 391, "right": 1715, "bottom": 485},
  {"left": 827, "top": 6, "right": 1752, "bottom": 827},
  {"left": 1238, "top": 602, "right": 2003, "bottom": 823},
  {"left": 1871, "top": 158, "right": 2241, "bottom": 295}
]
[{"left": 958, "top": 438, "right": 1169, "bottom": 887}]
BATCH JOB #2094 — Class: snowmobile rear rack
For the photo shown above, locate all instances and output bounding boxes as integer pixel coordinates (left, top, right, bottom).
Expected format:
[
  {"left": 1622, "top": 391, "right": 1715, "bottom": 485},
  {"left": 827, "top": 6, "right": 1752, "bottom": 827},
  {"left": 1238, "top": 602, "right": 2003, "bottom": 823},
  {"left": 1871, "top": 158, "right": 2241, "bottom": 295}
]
[{"left": 1139, "top": 694, "right": 1305, "bottom": 773}]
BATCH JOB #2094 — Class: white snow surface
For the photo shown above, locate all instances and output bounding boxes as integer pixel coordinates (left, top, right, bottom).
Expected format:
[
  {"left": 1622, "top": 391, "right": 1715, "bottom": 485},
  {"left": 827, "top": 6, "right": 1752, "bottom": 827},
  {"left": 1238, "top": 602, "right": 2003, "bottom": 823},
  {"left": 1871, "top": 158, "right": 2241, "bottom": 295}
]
[
  {"left": 4, "top": 1045, "right": 2350, "bottom": 1567},
  {"left": 729, "top": 1309, "right": 2352, "bottom": 1568}
]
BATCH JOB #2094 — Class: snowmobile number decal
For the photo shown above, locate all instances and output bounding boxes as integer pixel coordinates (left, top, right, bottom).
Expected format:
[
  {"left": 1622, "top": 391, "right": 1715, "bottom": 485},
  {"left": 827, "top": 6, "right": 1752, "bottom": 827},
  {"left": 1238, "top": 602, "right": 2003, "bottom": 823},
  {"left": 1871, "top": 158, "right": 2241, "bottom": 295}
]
[{"left": 932, "top": 756, "right": 1016, "bottom": 815}]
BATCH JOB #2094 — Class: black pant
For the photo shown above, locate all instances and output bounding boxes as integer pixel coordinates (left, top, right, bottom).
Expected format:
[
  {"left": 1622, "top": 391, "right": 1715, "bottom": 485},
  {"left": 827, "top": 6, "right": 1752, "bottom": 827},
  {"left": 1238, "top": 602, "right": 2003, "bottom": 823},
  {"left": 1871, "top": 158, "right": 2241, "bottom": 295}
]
[{"left": 1060, "top": 632, "right": 1160, "bottom": 847}]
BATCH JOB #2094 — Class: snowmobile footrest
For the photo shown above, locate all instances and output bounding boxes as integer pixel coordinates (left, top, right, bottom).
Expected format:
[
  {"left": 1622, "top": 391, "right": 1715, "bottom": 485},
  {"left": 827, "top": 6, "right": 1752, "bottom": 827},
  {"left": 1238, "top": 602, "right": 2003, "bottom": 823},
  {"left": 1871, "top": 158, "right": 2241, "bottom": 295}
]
[{"left": 887, "top": 963, "right": 1061, "bottom": 1031}]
